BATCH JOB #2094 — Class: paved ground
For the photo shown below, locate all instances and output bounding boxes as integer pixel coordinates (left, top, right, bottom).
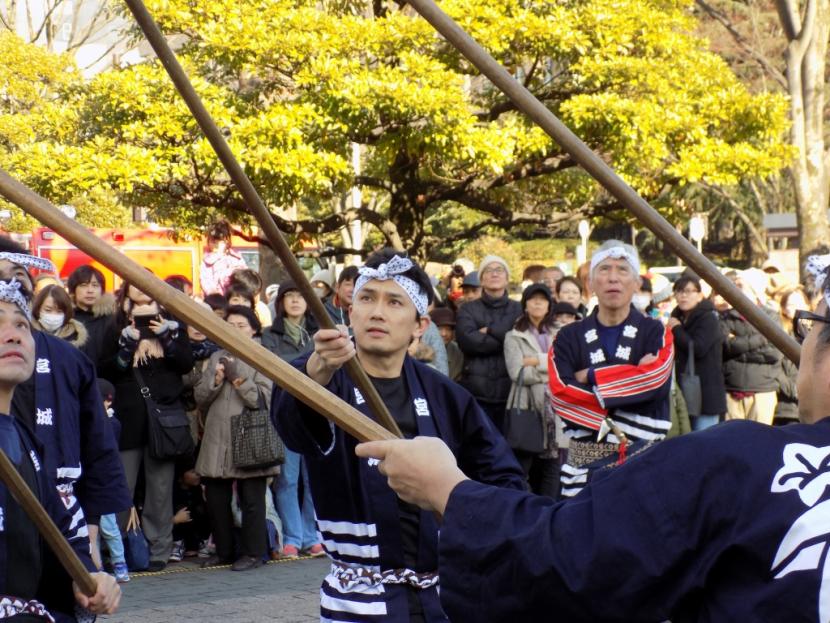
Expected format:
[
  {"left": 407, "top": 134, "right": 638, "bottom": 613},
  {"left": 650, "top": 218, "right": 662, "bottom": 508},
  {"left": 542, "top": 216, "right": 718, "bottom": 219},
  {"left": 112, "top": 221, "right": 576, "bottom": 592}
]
[{"left": 104, "top": 556, "right": 330, "bottom": 623}]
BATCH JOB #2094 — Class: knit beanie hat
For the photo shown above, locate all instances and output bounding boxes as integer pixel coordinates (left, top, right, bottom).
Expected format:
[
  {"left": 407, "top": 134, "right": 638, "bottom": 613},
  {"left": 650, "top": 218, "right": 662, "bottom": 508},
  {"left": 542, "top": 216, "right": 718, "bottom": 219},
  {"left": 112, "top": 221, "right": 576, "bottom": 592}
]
[{"left": 478, "top": 255, "right": 510, "bottom": 279}]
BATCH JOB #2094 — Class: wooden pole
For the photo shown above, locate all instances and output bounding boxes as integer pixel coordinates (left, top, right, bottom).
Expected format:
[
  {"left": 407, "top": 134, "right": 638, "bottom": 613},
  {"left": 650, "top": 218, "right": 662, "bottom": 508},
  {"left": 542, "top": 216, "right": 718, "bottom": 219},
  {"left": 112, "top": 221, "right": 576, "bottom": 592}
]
[
  {"left": 405, "top": 0, "right": 800, "bottom": 365},
  {"left": 0, "top": 447, "right": 97, "bottom": 597},
  {"left": 0, "top": 169, "right": 397, "bottom": 445},
  {"left": 121, "top": 0, "right": 402, "bottom": 438}
]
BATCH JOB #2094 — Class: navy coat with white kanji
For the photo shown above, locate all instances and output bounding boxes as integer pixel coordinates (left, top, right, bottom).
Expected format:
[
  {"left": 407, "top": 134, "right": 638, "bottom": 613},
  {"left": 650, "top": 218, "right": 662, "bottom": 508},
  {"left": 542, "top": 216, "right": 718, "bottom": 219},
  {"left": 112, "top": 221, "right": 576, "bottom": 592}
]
[
  {"left": 0, "top": 415, "right": 96, "bottom": 619},
  {"left": 12, "top": 331, "right": 130, "bottom": 533},
  {"left": 438, "top": 418, "right": 830, "bottom": 623},
  {"left": 273, "top": 354, "right": 526, "bottom": 623},
  {"left": 549, "top": 307, "right": 674, "bottom": 443}
]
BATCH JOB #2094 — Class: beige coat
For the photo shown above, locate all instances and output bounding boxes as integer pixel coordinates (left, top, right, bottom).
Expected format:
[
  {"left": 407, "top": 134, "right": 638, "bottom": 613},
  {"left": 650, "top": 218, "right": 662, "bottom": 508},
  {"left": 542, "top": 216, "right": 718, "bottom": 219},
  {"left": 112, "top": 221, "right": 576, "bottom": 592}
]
[
  {"left": 194, "top": 347, "right": 279, "bottom": 479},
  {"left": 504, "top": 326, "right": 565, "bottom": 455}
]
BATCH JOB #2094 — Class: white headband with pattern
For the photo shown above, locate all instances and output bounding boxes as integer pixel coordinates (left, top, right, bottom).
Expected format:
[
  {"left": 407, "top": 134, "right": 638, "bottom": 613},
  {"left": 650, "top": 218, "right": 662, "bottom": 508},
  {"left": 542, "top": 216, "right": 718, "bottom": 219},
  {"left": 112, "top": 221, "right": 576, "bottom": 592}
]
[
  {"left": 806, "top": 254, "right": 830, "bottom": 308},
  {"left": 0, "top": 252, "right": 55, "bottom": 273},
  {"left": 590, "top": 246, "right": 640, "bottom": 276},
  {"left": 353, "top": 256, "right": 428, "bottom": 316},
  {"left": 0, "top": 279, "right": 32, "bottom": 320}
]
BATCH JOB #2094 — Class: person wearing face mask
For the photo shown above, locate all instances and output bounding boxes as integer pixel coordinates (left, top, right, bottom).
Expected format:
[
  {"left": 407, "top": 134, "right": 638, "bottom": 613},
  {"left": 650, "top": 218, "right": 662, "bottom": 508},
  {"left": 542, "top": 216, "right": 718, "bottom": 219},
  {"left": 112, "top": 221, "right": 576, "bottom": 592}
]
[
  {"left": 632, "top": 277, "right": 655, "bottom": 316},
  {"left": 32, "top": 284, "right": 89, "bottom": 349}
]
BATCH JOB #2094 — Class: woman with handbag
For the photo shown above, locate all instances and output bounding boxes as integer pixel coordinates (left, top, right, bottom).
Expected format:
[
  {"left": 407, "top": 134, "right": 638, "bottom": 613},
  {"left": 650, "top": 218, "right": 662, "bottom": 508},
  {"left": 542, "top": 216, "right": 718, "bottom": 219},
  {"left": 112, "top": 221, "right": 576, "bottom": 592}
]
[
  {"left": 102, "top": 280, "right": 194, "bottom": 572},
  {"left": 261, "top": 281, "right": 324, "bottom": 558},
  {"left": 195, "top": 305, "right": 278, "bottom": 571},
  {"left": 667, "top": 276, "right": 726, "bottom": 431},
  {"left": 504, "top": 283, "right": 559, "bottom": 497}
]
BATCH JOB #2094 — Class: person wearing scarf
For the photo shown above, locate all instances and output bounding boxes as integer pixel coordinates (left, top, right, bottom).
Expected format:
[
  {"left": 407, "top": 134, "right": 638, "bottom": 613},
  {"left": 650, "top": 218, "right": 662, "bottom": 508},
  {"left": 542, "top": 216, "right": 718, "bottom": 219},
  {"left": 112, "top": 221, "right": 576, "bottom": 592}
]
[
  {"left": 273, "top": 250, "right": 524, "bottom": 622},
  {"left": 261, "top": 281, "right": 322, "bottom": 557}
]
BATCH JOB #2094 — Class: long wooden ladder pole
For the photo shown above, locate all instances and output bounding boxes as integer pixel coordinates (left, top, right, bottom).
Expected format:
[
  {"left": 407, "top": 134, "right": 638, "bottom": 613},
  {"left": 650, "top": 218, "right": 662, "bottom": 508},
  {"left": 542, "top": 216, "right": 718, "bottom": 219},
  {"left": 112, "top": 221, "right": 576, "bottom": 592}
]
[
  {"left": 121, "top": 0, "right": 402, "bottom": 438},
  {"left": 399, "top": 0, "right": 798, "bottom": 365}
]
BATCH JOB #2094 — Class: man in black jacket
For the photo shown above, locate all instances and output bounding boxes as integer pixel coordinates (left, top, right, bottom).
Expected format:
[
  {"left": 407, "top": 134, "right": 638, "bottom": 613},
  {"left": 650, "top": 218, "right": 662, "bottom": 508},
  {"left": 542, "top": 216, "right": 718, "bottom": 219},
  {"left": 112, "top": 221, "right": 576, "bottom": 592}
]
[
  {"left": 456, "top": 255, "right": 521, "bottom": 432},
  {"left": 720, "top": 269, "right": 781, "bottom": 425}
]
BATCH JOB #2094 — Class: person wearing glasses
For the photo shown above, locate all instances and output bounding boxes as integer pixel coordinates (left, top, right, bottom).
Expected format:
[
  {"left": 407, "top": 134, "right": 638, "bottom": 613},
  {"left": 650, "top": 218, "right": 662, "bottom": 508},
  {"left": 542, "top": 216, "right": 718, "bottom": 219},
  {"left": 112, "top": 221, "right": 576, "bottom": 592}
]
[
  {"left": 667, "top": 276, "right": 726, "bottom": 431},
  {"left": 455, "top": 255, "right": 522, "bottom": 433},
  {"left": 354, "top": 253, "right": 830, "bottom": 623},
  {"left": 719, "top": 270, "right": 782, "bottom": 425}
]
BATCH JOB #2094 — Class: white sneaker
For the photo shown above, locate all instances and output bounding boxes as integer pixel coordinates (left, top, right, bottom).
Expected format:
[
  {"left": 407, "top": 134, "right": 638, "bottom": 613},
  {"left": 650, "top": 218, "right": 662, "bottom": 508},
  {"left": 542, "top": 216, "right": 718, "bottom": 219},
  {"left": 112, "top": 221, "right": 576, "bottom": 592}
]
[{"left": 169, "top": 540, "right": 185, "bottom": 563}]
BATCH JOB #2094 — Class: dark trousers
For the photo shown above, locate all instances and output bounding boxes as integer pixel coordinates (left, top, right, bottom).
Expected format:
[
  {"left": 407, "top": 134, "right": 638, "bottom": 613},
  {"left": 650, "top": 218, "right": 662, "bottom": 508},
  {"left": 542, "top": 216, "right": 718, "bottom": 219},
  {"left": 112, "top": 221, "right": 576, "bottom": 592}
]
[{"left": 204, "top": 477, "right": 267, "bottom": 560}]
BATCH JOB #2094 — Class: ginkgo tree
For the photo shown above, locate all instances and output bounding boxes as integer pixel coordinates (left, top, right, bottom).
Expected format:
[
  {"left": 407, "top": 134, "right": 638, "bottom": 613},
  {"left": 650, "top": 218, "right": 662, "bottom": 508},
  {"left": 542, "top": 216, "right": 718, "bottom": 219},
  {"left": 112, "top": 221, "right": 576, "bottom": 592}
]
[{"left": 1, "top": 0, "right": 792, "bottom": 256}]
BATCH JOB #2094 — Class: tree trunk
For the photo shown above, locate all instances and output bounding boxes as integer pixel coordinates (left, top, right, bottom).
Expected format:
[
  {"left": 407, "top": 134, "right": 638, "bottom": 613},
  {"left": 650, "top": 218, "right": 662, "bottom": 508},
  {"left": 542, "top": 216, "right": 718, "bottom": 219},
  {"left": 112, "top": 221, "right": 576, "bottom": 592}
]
[{"left": 776, "top": 0, "right": 830, "bottom": 271}]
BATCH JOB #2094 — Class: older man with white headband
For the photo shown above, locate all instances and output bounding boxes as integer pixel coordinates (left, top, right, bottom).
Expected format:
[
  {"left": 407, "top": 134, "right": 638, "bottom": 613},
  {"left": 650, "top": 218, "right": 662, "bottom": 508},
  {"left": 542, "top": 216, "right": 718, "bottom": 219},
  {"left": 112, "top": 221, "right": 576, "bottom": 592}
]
[
  {"left": 272, "top": 248, "right": 525, "bottom": 623},
  {"left": 354, "top": 251, "right": 830, "bottom": 623},
  {"left": 548, "top": 239, "right": 674, "bottom": 498}
]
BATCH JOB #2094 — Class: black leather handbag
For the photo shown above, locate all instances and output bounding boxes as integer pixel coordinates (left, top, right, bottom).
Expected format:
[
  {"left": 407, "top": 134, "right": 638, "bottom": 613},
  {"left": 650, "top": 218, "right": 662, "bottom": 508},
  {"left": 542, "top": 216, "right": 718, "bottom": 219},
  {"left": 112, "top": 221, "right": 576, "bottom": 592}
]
[
  {"left": 231, "top": 391, "right": 284, "bottom": 470},
  {"left": 504, "top": 368, "right": 548, "bottom": 454},
  {"left": 679, "top": 341, "right": 703, "bottom": 417},
  {"left": 134, "top": 369, "right": 195, "bottom": 460}
]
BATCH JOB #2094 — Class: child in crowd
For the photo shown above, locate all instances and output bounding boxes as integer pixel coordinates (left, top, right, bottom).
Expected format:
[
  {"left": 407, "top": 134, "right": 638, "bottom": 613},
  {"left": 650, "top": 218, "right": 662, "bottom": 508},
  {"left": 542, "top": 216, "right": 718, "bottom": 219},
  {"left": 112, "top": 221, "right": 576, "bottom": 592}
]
[{"left": 95, "top": 379, "right": 130, "bottom": 583}]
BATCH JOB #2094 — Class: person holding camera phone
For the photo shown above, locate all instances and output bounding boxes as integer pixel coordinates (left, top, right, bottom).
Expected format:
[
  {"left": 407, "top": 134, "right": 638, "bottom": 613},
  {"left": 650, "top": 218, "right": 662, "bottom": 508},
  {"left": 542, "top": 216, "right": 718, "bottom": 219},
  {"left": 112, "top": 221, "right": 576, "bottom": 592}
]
[{"left": 102, "top": 278, "right": 193, "bottom": 572}]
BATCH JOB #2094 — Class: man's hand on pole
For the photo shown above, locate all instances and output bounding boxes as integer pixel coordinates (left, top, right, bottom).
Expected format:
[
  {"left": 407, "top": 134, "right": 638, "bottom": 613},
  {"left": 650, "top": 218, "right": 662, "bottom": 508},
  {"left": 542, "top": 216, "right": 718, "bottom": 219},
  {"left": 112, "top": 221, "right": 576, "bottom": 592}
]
[
  {"left": 307, "top": 325, "right": 354, "bottom": 386},
  {"left": 74, "top": 571, "right": 121, "bottom": 614},
  {"left": 355, "top": 437, "right": 469, "bottom": 516}
]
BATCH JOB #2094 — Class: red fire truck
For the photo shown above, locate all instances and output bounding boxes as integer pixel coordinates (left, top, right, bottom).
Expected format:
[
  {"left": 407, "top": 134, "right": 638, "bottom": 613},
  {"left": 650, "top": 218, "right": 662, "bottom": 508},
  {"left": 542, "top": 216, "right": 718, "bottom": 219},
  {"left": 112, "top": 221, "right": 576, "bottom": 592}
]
[{"left": 29, "top": 227, "right": 259, "bottom": 296}]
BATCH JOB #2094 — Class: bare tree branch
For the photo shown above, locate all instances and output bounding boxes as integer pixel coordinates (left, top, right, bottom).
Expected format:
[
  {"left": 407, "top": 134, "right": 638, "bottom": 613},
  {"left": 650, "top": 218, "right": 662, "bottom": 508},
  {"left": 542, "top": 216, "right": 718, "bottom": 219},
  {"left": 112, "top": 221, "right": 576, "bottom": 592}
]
[{"left": 695, "top": 0, "right": 787, "bottom": 87}]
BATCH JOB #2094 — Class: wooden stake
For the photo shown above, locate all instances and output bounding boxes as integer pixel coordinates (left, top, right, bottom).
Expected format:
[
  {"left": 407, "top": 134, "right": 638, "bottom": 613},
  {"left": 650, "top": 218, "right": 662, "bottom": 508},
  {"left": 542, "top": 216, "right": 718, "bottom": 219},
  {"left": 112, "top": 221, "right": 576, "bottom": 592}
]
[
  {"left": 121, "top": 0, "right": 402, "bottom": 438},
  {"left": 0, "top": 169, "right": 397, "bottom": 446},
  {"left": 405, "top": 0, "right": 800, "bottom": 365},
  {"left": 0, "top": 447, "right": 97, "bottom": 597}
]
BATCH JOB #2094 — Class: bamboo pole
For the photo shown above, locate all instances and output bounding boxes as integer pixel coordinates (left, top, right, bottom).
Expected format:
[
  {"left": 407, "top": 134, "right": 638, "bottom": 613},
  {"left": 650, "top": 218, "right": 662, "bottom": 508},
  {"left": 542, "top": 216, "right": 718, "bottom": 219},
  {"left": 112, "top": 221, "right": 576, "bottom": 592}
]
[
  {"left": 405, "top": 0, "right": 800, "bottom": 365},
  {"left": 0, "top": 447, "right": 97, "bottom": 596},
  {"left": 0, "top": 169, "right": 397, "bottom": 445},
  {"left": 121, "top": 0, "right": 402, "bottom": 438}
]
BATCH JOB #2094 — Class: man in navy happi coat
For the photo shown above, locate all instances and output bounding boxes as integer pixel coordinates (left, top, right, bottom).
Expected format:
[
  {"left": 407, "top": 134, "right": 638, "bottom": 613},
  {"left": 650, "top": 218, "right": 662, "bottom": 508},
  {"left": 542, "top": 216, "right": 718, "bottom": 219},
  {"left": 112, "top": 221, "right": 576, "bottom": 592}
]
[
  {"left": 0, "top": 240, "right": 129, "bottom": 591},
  {"left": 273, "top": 249, "right": 525, "bottom": 622},
  {"left": 356, "top": 252, "right": 830, "bottom": 623},
  {"left": 0, "top": 278, "right": 120, "bottom": 621},
  {"left": 549, "top": 240, "right": 673, "bottom": 497}
]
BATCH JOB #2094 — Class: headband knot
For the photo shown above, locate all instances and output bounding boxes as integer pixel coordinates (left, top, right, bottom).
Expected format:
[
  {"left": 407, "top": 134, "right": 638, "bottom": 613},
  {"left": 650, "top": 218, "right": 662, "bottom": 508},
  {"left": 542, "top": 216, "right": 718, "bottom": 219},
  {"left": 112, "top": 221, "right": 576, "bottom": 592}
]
[
  {"left": 806, "top": 254, "right": 830, "bottom": 308},
  {"left": 353, "top": 256, "right": 428, "bottom": 316},
  {"left": 0, "top": 279, "right": 32, "bottom": 320}
]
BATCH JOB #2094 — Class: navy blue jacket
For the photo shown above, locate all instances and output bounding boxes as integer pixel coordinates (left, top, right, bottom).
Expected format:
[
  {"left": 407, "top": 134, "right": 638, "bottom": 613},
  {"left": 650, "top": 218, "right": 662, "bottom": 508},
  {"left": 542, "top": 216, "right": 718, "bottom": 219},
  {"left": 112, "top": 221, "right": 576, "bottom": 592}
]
[
  {"left": 12, "top": 332, "right": 130, "bottom": 528},
  {"left": 440, "top": 418, "right": 830, "bottom": 622},
  {"left": 273, "top": 354, "right": 525, "bottom": 622},
  {"left": 0, "top": 415, "right": 96, "bottom": 616}
]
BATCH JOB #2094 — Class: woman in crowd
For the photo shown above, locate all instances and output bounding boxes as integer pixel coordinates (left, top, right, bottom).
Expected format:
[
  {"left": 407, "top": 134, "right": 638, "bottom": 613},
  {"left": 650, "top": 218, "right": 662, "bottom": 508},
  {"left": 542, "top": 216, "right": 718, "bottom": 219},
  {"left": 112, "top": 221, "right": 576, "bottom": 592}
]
[
  {"left": 104, "top": 279, "right": 193, "bottom": 571},
  {"left": 229, "top": 268, "right": 272, "bottom": 328},
  {"left": 503, "top": 283, "right": 559, "bottom": 497},
  {"left": 261, "top": 281, "right": 323, "bottom": 557},
  {"left": 226, "top": 282, "right": 257, "bottom": 309},
  {"left": 195, "top": 306, "right": 277, "bottom": 571},
  {"left": 200, "top": 220, "right": 248, "bottom": 296},
  {"left": 555, "top": 276, "right": 587, "bottom": 318},
  {"left": 667, "top": 276, "right": 726, "bottom": 431},
  {"left": 774, "top": 285, "right": 809, "bottom": 424},
  {"left": 32, "top": 284, "right": 88, "bottom": 349}
]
